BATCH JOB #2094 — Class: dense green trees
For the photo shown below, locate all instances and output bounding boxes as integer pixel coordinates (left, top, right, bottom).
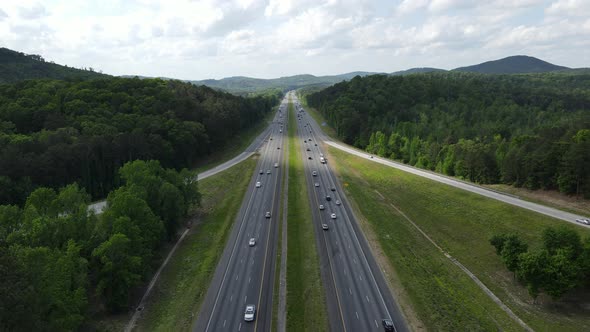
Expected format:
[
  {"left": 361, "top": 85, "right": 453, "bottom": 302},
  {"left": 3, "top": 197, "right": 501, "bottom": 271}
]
[
  {"left": 0, "top": 77, "right": 279, "bottom": 205},
  {"left": 491, "top": 226, "right": 589, "bottom": 302},
  {"left": 307, "top": 72, "right": 590, "bottom": 196},
  {"left": 0, "top": 160, "right": 200, "bottom": 329}
]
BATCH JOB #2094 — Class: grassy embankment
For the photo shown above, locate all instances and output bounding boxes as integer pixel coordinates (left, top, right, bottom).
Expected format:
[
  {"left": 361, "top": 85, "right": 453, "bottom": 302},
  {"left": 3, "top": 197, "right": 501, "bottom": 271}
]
[
  {"left": 286, "top": 99, "right": 329, "bottom": 331},
  {"left": 328, "top": 146, "right": 590, "bottom": 331},
  {"left": 132, "top": 156, "right": 258, "bottom": 331}
]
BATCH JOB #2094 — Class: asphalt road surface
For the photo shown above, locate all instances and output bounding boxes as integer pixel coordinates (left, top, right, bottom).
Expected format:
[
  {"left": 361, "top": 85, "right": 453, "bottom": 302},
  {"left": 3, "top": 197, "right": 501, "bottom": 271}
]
[
  {"left": 192, "top": 97, "right": 288, "bottom": 332},
  {"left": 292, "top": 93, "right": 408, "bottom": 332}
]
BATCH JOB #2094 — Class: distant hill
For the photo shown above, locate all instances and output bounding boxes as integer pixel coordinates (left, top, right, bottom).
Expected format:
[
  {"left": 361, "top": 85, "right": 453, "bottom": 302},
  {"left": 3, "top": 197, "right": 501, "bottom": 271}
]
[
  {"left": 190, "top": 71, "right": 377, "bottom": 94},
  {"left": 0, "top": 47, "right": 107, "bottom": 83},
  {"left": 390, "top": 67, "right": 446, "bottom": 75},
  {"left": 452, "top": 55, "right": 569, "bottom": 74}
]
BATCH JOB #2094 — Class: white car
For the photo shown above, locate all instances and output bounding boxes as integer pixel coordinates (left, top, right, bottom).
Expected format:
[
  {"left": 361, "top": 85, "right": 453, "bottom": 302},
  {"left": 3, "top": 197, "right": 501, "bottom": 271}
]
[
  {"left": 267, "top": 170, "right": 271, "bottom": 174},
  {"left": 265, "top": 211, "right": 271, "bottom": 218},
  {"left": 336, "top": 200, "right": 341, "bottom": 206},
  {"left": 244, "top": 304, "right": 256, "bottom": 322},
  {"left": 575, "top": 218, "right": 590, "bottom": 225},
  {"left": 256, "top": 182, "right": 261, "bottom": 188},
  {"left": 314, "top": 182, "right": 319, "bottom": 187},
  {"left": 312, "top": 171, "right": 317, "bottom": 176},
  {"left": 322, "top": 223, "right": 329, "bottom": 230},
  {"left": 319, "top": 204, "right": 325, "bottom": 210},
  {"left": 331, "top": 213, "right": 337, "bottom": 219},
  {"left": 249, "top": 238, "right": 256, "bottom": 246},
  {"left": 274, "top": 163, "right": 279, "bottom": 168}
]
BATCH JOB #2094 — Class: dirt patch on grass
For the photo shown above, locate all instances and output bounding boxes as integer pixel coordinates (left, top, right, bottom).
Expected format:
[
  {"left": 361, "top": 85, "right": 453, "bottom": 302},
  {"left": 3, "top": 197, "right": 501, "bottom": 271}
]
[{"left": 486, "top": 184, "right": 590, "bottom": 216}]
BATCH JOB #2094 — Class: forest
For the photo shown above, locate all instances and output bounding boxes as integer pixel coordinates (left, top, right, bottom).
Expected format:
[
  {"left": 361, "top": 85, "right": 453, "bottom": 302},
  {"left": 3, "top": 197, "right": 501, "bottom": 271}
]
[
  {"left": 306, "top": 72, "right": 590, "bottom": 197},
  {"left": 490, "top": 226, "right": 590, "bottom": 301},
  {"left": 0, "top": 77, "right": 280, "bottom": 205},
  {"left": 0, "top": 160, "right": 199, "bottom": 330}
]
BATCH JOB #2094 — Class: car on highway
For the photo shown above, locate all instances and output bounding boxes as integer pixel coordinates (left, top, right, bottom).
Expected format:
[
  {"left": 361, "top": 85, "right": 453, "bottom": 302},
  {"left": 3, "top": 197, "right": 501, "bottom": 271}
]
[
  {"left": 314, "top": 182, "right": 320, "bottom": 187},
  {"left": 308, "top": 156, "right": 312, "bottom": 160},
  {"left": 331, "top": 213, "right": 336, "bottom": 219},
  {"left": 265, "top": 211, "right": 271, "bottom": 218},
  {"left": 277, "top": 147, "right": 280, "bottom": 149},
  {"left": 319, "top": 204, "right": 325, "bottom": 210},
  {"left": 309, "top": 138, "right": 312, "bottom": 141},
  {"left": 382, "top": 319, "right": 395, "bottom": 331},
  {"left": 330, "top": 187, "right": 336, "bottom": 192},
  {"left": 326, "top": 195, "right": 331, "bottom": 201},
  {"left": 312, "top": 171, "right": 317, "bottom": 176},
  {"left": 336, "top": 200, "right": 341, "bottom": 205},
  {"left": 249, "top": 238, "right": 256, "bottom": 246},
  {"left": 315, "top": 143, "right": 317, "bottom": 146},
  {"left": 270, "top": 137, "right": 273, "bottom": 140},
  {"left": 267, "top": 170, "right": 271, "bottom": 174},
  {"left": 306, "top": 148, "right": 310, "bottom": 151},
  {"left": 274, "top": 162, "right": 279, "bottom": 168},
  {"left": 244, "top": 304, "right": 256, "bottom": 322},
  {"left": 322, "top": 223, "right": 329, "bottom": 230},
  {"left": 576, "top": 218, "right": 590, "bottom": 225},
  {"left": 279, "top": 129, "right": 282, "bottom": 133},
  {"left": 259, "top": 170, "right": 263, "bottom": 174},
  {"left": 256, "top": 181, "right": 261, "bottom": 188},
  {"left": 304, "top": 140, "right": 307, "bottom": 143}
]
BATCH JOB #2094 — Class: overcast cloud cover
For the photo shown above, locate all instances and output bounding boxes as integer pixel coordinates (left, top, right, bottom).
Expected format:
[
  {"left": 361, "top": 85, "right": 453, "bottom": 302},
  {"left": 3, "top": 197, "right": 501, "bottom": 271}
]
[{"left": 1, "top": 0, "right": 589, "bottom": 79}]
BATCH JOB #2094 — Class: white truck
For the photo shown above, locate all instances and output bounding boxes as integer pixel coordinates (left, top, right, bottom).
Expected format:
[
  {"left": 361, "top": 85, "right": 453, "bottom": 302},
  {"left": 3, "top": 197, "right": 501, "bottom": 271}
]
[{"left": 320, "top": 157, "right": 326, "bottom": 164}]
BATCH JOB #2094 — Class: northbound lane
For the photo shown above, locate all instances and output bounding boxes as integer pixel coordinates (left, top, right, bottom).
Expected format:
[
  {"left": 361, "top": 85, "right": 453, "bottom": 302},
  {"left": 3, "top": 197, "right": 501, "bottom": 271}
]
[
  {"left": 193, "top": 97, "right": 288, "bottom": 332},
  {"left": 292, "top": 92, "right": 408, "bottom": 332}
]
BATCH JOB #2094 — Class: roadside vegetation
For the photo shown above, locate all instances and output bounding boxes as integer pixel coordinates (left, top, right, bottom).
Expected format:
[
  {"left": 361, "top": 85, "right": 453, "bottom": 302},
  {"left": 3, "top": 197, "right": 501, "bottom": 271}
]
[
  {"left": 0, "top": 160, "right": 200, "bottom": 331},
  {"left": 327, "top": 146, "right": 590, "bottom": 331},
  {"left": 132, "top": 156, "right": 257, "bottom": 331},
  {"left": 286, "top": 99, "right": 328, "bottom": 331},
  {"left": 307, "top": 72, "right": 590, "bottom": 198},
  {"left": 194, "top": 107, "right": 277, "bottom": 173}
]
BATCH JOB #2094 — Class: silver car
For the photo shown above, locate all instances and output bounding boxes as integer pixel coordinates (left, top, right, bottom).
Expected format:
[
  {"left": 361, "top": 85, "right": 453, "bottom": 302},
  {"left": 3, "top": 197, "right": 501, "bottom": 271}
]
[{"left": 244, "top": 304, "right": 256, "bottom": 322}]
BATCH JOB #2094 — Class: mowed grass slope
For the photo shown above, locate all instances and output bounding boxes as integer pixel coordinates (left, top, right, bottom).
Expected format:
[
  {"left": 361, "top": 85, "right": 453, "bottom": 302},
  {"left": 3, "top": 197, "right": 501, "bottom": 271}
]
[
  {"left": 328, "top": 147, "right": 590, "bottom": 331},
  {"left": 286, "top": 100, "right": 328, "bottom": 331},
  {"left": 134, "top": 157, "right": 258, "bottom": 331}
]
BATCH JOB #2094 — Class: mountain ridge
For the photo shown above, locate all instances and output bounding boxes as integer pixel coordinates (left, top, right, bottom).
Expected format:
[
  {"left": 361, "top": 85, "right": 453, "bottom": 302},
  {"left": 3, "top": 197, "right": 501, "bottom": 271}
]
[
  {"left": 0, "top": 47, "right": 107, "bottom": 83},
  {"left": 452, "top": 55, "right": 569, "bottom": 74}
]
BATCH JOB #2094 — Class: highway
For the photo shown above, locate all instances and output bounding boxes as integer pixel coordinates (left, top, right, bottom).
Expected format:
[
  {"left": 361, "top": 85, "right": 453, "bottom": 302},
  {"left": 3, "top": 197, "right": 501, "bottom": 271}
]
[
  {"left": 292, "top": 93, "right": 408, "bottom": 332},
  {"left": 192, "top": 96, "right": 288, "bottom": 332}
]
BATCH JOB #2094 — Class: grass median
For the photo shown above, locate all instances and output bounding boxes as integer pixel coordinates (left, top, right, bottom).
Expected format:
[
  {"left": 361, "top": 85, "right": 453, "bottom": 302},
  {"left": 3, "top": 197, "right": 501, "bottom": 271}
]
[
  {"left": 133, "top": 156, "right": 258, "bottom": 331},
  {"left": 327, "top": 146, "right": 590, "bottom": 331},
  {"left": 286, "top": 99, "right": 328, "bottom": 331}
]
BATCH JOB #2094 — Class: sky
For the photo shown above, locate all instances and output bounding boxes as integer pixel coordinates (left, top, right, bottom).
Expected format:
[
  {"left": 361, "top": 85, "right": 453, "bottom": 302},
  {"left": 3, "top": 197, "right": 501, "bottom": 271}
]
[{"left": 0, "top": 0, "right": 589, "bottom": 79}]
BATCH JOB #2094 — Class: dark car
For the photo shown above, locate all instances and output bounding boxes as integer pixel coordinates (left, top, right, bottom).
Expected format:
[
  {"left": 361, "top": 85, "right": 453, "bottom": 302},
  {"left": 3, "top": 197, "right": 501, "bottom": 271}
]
[
  {"left": 382, "top": 319, "right": 395, "bottom": 331},
  {"left": 326, "top": 195, "right": 331, "bottom": 201},
  {"left": 330, "top": 187, "right": 336, "bottom": 192}
]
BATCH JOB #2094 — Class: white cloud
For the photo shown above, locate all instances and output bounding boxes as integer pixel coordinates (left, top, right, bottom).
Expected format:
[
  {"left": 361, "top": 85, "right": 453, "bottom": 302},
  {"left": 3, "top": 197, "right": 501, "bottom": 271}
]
[
  {"left": 0, "top": 0, "right": 587, "bottom": 79},
  {"left": 546, "top": 0, "right": 590, "bottom": 17}
]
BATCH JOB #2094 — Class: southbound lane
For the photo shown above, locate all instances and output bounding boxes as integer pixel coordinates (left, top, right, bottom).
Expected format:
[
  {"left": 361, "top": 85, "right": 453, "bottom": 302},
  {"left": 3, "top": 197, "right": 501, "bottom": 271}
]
[{"left": 292, "top": 93, "right": 408, "bottom": 332}]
